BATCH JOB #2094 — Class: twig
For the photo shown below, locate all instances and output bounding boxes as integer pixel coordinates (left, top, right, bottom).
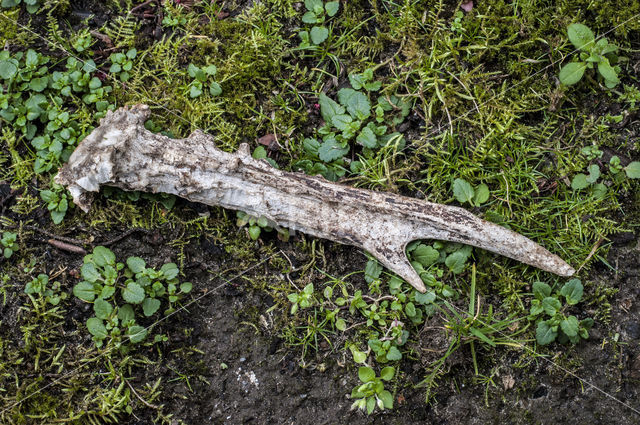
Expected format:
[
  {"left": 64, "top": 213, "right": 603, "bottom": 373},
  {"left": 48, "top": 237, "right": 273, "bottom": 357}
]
[
  {"left": 47, "top": 239, "right": 87, "bottom": 255},
  {"left": 21, "top": 225, "right": 90, "bottom": 246},
  {"left": 576, "top": 236, "right": 605, "bottom": 273}
]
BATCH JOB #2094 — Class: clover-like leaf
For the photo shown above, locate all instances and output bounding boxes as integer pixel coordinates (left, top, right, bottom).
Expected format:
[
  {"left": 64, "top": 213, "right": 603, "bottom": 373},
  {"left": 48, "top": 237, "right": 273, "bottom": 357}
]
[
  {"left": 541, "top": 296, "right": 562, "bottom": 316},
  {"left": 356, "top": 126, "right": 377, "bottom": 148},
  {"left": 81, "top": 263, "right": 101, "bottom": 283},
  {"left": 318, "top": 93, "right": 345, "bottom": 123},
  {"left": 318, "top": 138, "right": 348, "bottom": 162},
  {"left": 325, "top": 1, "right": 339, "bottom": 16},
  {"left": 532, "top": 281, "right": 551, "bottom": 300},
  {"left": 93, "top": 246, "right": 115, "bottom": 267}
]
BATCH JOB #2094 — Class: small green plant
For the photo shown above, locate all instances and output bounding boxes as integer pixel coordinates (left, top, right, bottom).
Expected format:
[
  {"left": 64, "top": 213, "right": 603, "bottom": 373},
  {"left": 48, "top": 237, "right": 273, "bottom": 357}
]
[
  {"left": 1, "top": 231, "right": 17, "bottom": 258},
  {"left": 72, "top": 246, "right": 193, "bottom": 348},
  {"left": 40, "top": 183, "right": 72, "bottom": 224},
  {"left": 296, "top": 70, "right": 410, "bottom": 181},
  {"left": 185, "top": 63, "right": 222, "bottom": 98},
  {"left": 452, "top": 178, "right": 490, "bottom": 206},
  {"left": 559, "top": 23, "right": 621, "bottom": 88},
  {"left": 108, "top": 49, "right": 137, "bottom": 82},
  {"left": 287, "top": 283, "right": 315, "bottom": 314},
  {"left": 350, "top": 366, "right": 394, "bottom": 414},
  {"left": 0, "top": 0, "right": 39, "bottom": 13},
  {"left": 528, "top": 279, "right": 594, "bottom": 345},
  {"left": 0, "top": 50, "right": 114, "bottom": 173},
  {"left": 571, "top": 148, "right": 640, "bottom": 193},
  {"left": 299, "top": 0, "right": 339, "bottom": 46},
  {"left": 25, "top": 273, "right": 66, "bottom": 306}
]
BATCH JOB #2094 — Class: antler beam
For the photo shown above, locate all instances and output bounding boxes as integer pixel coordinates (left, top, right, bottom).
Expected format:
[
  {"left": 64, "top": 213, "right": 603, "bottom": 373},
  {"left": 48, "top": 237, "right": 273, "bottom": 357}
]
[{"left": 55, "top": 105, "right": 575, "bottom": 292}]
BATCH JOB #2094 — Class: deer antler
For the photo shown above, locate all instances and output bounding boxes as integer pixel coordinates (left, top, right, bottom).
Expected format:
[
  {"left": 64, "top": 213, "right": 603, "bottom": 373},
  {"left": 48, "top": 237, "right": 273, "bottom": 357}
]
[{"left": 55, "top": 104, "right": 575, "bottom": 292}]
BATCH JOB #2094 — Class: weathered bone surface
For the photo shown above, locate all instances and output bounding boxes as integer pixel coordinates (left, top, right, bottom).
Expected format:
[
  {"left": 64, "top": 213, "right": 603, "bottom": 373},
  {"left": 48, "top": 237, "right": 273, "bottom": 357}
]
[{"left": 55, "top": 105, "right": 575, "bottom": 292}]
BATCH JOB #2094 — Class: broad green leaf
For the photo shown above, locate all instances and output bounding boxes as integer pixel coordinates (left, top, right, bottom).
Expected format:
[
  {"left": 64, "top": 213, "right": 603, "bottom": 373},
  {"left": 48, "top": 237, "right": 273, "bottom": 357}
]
[
  {"left": 209, "top": 82, "right": 222, "bottom": 96},
  {"left": 625, "top": 162, "right": 640, "bottom": 178},
  {"left": 413, "top": 244, "right": 439, "bottom": 267},
  {"left": 585, "top": 164, "right": 600, "bottom": 183},
  {"left": 559, "top": 62, "right": 586, "bottom": 86},
  {"left": 452, "top": 178, "right": 474, "bottom": 203},
  {"left": 117, "top": 304, "right": 135, "bottom": 323},
  {"left": 161, "top": 263, "right": 179, "bottom": 279},
  {"left": 560, "top": 315, "right": 579, "bottom": 337},
  {"left": 304, "top": 0, "right": 322, "bottom": 11},
  {"left": 122, "top": 281, "right": 145, "bottom": 304},
  {"left": 356, "top": 126, "right": 377, "bottom": 148},
  {"left": 73, "top": 281, "right": 96, "bottom": 302},
  {"left": 0, "top": 60, "right": 18, "bottom": 80},
  {"left": 358, "top": 366, "right": 376, "bottom": 383},
  {"left": 310, "top": 26, "right": 329, "bottom": 44},
  {"left": 352, "top": 348, "right": 367, "bottom": 363},
  {"left": 379, "top": 390, "right": 393, "bottom": 409},
  {"left": 532, "top": 281, "right": 551, "bottom": 300},
  {"left": 301, "top": 11, "right": 317, "bottom": 24},
  {"left": 51, "top": 210, "right": 66, "bottom": 225},
  {"left": 560, "top": 278, "right": 583, "bottom": 305},
  {"left": 128, "top": 325, "right": 147, "bottom": 343},
  {"left": 415, "top": 291, "right": 436, "bottom": 305},
  {"left": 93, "top": 298, "right": 113, "bottom": 320},
  {"left": 318, "top": 138, "right": 348, "bottom": 162},
  {"left": 142, "top": 297, "right": 161, "bottom": 317},
  {"left": 126, "top": 256, "right": 146, "bottom": 274},
  {"left": 571, "top": 173, "right": 589, "bottom": 190},
  {"left": 366, "top": 397, "right": 375, "bottom": 414},
  {"left": 325, "top": 1, "right": 339, "bottom": 16},
  {"left": 93, "top": 246, "right": 115, "bottom": 267},
  {"left": 337, "top": 88, "right": 371, "bottom": 120},
  {"left": 536, "top": 321, "right": 557, "bottom": 345},
  {"left": 473, "top": 184, "right": 490, "bottom": 205},
  {"left": 81, "top": 263, "right": 101, "bottom": 283},
  {"left": 386, "top": 346, "right": 402, "bottom": 361},
  {"left": 597, "top": 60, "right": 619, "bottom": 84},
  {"left": 336, "top": 318, "right": 346, "bottom": 331},
  {"left": 567, "top": 23, "right": 595, "bottom": 50},
  {"left": 318, "top": 93, "right": 345, "bottom": 123},
  {"left": 445, "top": 251, "right": 468, "bottom": 274},
  {"left": 86, "top": 317, "right": 107, "bottom": 339},
  {"left": 380, "top": 366, "right": 394, "bottom": 381},
  {"left": 331, "top": 114, "right": 352, "bottom": 130},
  {"left": 364, "top": 259, "right": 382, "bottom": 283},
  {"left": 541, "top": 296, "right": 561, "bottom": 316},
  {"left": 180, "top": 282, "right": 193, "bottom": 293}
]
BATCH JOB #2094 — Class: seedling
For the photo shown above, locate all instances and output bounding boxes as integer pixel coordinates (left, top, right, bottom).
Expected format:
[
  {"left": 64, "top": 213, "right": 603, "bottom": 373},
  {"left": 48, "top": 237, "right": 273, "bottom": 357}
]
[
  {"left": 25, "top": 273, "right": 65, "bottom": 306},
  {"left": 0, "top": 0, "right": 39, "bottom": 13},
  {"left": 559, "top": 23, "right": 622, "bottom": 88},
  {"left": 296, "top": 71, "right": 410, "bottom": 181},
  {"left": 452, "top": 178, "right": 490, "bottom": 207},
  {"left": 185, "top": 63, "right": 222, "bottom": 98},
  {"left": 350, "top": 366, "right": 394, "bottom": 414},
  {"left": 40, "top": 183, "right": 72, "bottom": 224},
  {"left": 1, "top": 231, "right": 17, "bottom": 258},
  {"left": 73, "top": 246, "right": 193, "bottom": 348},
  {"left": 287, "top": 283, "right": 315, "bottom": 314},
  {"left": 528, "top": 279, "right": 593, "bottom": 345},
  {"left": 299, "top": 0, "right": 339, "bottom": 45},
  {"left": 108, "top": 49, "right": 137, "bottom": 82}
]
